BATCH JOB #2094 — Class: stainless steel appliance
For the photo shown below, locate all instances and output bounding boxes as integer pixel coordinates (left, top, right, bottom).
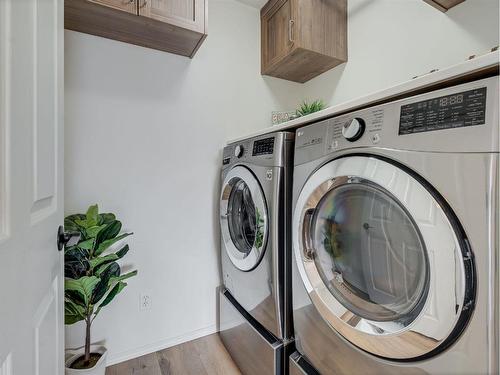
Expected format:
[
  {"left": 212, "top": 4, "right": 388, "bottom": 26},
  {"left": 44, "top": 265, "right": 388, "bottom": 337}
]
[
  {"left": 219, "top": 132, "right": 294, "bottom": 375},
  {"left": 291, "top": 76, "right": 499, "bottom": 374}
]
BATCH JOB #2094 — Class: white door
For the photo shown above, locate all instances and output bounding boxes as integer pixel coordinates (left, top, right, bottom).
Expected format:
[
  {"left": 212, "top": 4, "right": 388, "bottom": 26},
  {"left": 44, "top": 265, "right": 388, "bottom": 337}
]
[{"left": 0, "top": 0, "right": 64, "bottom": 374}]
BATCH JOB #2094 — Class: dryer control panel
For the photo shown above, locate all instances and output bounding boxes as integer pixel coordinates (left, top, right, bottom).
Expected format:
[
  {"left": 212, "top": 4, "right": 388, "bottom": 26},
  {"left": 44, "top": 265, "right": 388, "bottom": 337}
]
[
  {"left": 399, "top": 87, "right": 487, "bottom": 135},
  {"left": 294, "top": 75, "right": 498, "bottom": 166}
]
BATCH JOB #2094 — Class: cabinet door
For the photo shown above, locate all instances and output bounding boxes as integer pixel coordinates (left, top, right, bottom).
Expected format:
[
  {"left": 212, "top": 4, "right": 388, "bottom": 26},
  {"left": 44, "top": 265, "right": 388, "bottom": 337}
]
[
  {"left": 261, "top": 0, "right": 295, "bottom": 71},
  {"left": 139, "top": 0, "right": 206, "bottom": 34},
  {"left": 88, "top": 0, "right": 138, "bottom": 13}
]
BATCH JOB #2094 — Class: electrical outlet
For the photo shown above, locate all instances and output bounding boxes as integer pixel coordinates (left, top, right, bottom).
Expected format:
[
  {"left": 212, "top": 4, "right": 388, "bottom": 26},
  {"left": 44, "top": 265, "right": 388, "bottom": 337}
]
[{"left": 140, "top": 294, "right": 152, "bottom": 310}]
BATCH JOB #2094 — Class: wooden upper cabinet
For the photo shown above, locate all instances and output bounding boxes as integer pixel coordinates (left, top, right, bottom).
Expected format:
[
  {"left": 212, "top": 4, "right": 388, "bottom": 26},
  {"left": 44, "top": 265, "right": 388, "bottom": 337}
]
[
  {"left": 262, "top": 0, "right": 295, "bottom": 69},
  {"left": 87, "top": 0, "right": 137, "bottom": 13},
  {"left": 261, "top": 0, "right": 347, "bottom": 83},
  {"left": 423, "top": 0, "right": 465, "bottom": 12},
  {"left": 65, "top": 0, "right": 207, "bottom": 58},
  {"left": 140, "top": 0, "right": 206, "bottom": 34}
]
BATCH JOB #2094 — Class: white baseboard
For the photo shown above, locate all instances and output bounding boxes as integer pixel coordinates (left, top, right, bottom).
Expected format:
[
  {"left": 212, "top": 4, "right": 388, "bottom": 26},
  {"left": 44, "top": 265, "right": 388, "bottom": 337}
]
[{"left": 106, "top": 324, "right": 218, "bottom": 367}]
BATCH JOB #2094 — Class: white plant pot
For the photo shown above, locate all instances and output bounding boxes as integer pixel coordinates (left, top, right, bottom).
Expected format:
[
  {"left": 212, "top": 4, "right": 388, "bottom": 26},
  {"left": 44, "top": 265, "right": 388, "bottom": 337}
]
[{"left": 65, "top": 345, "right": 107, "bottom": 375}]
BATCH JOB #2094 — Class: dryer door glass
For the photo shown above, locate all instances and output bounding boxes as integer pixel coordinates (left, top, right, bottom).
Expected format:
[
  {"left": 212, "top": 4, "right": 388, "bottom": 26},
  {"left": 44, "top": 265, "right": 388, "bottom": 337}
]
[
  {"left": 221, "top": 166, "right": 268, "bottom": 271},
  {"left": 311, "top": 180, "right": 428, "bottom": 323},
  {"left": 293, "top": 156, "right": 475, "bottom": 360},
  {"left": 227, "top": 179, "right": 262, "bottom": 255}
]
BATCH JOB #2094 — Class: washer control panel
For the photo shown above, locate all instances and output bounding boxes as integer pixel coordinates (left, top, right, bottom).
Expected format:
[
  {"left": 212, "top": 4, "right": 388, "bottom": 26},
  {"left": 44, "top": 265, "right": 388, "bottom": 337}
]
[
  {"left": 222, "top": 134, "right": 288, "bottom": 168},
  {"left": 252, "top": 137, "right": 275, "bottom": 156}
]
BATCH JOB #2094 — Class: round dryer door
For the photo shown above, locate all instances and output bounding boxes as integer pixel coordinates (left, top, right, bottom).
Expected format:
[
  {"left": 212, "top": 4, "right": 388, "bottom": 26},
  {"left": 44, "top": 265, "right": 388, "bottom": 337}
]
[
  {"left": 293, "top": 155, "right": 475, "bottom": 360},
  {"left": 221, "top": 166, "right": 268, "bottom": 272}
]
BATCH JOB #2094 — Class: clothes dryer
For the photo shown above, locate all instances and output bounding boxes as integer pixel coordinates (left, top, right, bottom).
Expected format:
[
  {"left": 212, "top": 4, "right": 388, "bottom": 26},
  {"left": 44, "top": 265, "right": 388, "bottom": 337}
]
[{"left": 291, "top": 76, "right": 498, "bottom": 374}]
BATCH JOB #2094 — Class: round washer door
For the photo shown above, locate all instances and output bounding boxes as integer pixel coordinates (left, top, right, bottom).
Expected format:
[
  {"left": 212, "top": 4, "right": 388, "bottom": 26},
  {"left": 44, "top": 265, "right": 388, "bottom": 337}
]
[
  {"left": 221, "top": 166, "right": 268, "bottom": 272},
  {"left": 293, "top": 155, "right": 475, "bottom": 360}
]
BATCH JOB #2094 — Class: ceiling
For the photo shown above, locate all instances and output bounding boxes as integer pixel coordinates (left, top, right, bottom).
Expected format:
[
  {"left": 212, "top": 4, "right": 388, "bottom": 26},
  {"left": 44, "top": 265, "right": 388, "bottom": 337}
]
[{"left": 235, "top": 0, "right": 267, "bottom": 9}]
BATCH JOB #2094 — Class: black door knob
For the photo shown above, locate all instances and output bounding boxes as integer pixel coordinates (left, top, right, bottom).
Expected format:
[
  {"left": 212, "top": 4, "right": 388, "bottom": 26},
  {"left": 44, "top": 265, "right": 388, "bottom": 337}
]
[{"left": 57, "top": 225, "right": 80, "bottom": 251}]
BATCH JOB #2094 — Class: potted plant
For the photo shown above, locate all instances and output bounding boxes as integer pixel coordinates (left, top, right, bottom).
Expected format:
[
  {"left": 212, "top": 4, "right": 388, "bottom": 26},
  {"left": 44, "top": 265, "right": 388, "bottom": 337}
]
[
  {"left": 295, "top": 99, "right": 326, "bottom": 117},
  {"left": 64, "top": 204, "right": 137, "bottom": 374}
]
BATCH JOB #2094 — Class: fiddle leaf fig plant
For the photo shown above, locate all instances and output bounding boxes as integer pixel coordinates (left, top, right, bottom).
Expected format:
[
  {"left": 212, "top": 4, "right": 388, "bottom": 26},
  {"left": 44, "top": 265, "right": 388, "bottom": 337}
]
[{"left": 64, "top": 204, "right": 137, "bottom": 368}]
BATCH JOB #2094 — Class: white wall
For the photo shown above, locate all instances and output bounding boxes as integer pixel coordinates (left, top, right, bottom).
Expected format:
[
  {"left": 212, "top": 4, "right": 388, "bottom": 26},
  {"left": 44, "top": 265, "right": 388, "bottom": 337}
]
[
  {"left": 64, "top": 0, "right": 499, "bottom": 366},
  {"left": 303, "top": 0, "right": 500, "bottom": 105},
  {"left": 64, "top": 0, "right": 303, "bottom": 365}
]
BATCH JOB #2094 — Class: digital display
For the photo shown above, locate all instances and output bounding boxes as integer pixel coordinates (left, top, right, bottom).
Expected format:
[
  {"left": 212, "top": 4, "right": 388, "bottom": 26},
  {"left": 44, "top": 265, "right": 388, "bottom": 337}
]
[
  {"left": 399, "top": 87, "right": 487, "bottom": 135},
  {"left": 253, "top": 137, "right": 275, "bottom": 156},
  {"left": 439, "top": 94, "right": 463, "bottom": 107}
]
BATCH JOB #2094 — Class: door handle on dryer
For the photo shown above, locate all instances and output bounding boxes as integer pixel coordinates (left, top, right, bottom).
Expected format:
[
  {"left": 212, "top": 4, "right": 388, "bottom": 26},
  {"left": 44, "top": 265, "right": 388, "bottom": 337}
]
[{"left": 302, "top": 209, "right": 315, "bottom": 260}]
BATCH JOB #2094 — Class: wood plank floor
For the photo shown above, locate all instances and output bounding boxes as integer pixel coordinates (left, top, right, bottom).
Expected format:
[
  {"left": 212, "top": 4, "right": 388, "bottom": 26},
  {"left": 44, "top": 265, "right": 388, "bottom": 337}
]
[{"left": 106, "top": 334, "right": 242, "bottom": 375}]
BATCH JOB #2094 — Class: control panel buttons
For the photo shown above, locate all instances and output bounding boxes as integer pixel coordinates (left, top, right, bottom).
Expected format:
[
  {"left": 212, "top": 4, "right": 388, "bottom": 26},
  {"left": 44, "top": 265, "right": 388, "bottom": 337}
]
[
  {"left": 372, "top": 133, "right": 381, "bottom": 144},
  {"left": 342, "top": 118, "right": 366, "bottom": 142},
  {"left": 234, "top": 145, "right": 244, "bottom": 158}
]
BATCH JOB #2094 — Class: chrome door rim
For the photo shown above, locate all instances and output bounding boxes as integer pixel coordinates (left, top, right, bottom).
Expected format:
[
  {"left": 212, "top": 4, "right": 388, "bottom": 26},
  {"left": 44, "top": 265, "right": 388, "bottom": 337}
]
[
  {"left": 293, "top": 155, "right": 473, "bottom": 360},
  {"left": 221, "top": 166, "right": 268, "bottom": 272}
]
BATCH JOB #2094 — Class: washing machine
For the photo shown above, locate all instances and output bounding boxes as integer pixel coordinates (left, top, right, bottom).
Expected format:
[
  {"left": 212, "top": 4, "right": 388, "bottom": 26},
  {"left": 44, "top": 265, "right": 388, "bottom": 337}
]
[
  {"left": 219, "top": 131, "right": 294, "bottom": 375},
  {"left": 290, "top": 76, "right": 499, "bottom": 374}
]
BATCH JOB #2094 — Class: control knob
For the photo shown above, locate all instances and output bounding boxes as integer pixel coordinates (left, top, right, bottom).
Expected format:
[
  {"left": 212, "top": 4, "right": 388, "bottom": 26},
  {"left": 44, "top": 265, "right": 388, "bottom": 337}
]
[
  {"left": 342, "top": 118, "right": 366, "bottom": 142},
  {"left": 234, "top": 145, "right": 244, "bottom": 158}
]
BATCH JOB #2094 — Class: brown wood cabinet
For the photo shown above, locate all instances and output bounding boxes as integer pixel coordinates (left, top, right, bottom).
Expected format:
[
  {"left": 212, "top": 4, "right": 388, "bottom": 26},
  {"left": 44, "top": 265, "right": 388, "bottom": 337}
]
[
  {"left": 65, "top": 0, "right": 207, "bottom": 58},
  {"left": 140, "top": 0, "right": 206, "bottom": 34},
  {"left": 261, "top": 0, "right": 347, "bottom": 83},
  {"left": 87, "top": 0, "right": 137, "bottom": 13},
  {"left": 423, "top": 0, "right": 465, "bottom": 12}
]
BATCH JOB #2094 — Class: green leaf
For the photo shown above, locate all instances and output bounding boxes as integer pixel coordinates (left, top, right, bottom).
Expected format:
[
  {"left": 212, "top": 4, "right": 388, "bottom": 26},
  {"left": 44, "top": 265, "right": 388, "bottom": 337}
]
[
  {"left": 99, "top": 213, "right": 116, "bottom": 225},
  {"left": 92, "top": 262, "right": 120, "bottom": 304},
  {"left": 95, "top": 221, "right": 122, "bottom": 247},
  {"left": 65, "top": 276, "right": 100, "bottom": 306},
  {"left": 115, "top": 245, "right": 129, "bottom": 259},
  {"left": 108, "top": 270, "right": 137, "bottom": 286},
  {"left": 65, "top": 298, "right": 87, "bottom": 325},
  {"left": 85, "top": 224, "right": 108, "bottom": 239},
  {"left": 64, "top": 214, "right": 86, "bottom": 232},
  {"left": 94, "top": 281, "right": 127, "bottom": 316},
  {"left": 75, "top": 218, "right": 89, "bottom": 229},
  {"left": 65, "top": 289, "right": 86, "bottom": 307},
  {"left": 89, "top": 254, "right": 119, "bottom": 270},
  {"left": 95, "top": 232, "right": 132, "bottom": 256},
  {"left": 64, "top": 246, "right": 89, "bottom": 279},
  {"left": 77, "top": 238, "right": 95, "bottom": 251},
  {"left": 95, "top": 261, "right": 120, "bottom": 279},
  {"left": 86, "top": 204, "right": 99, "bottom": 227}
]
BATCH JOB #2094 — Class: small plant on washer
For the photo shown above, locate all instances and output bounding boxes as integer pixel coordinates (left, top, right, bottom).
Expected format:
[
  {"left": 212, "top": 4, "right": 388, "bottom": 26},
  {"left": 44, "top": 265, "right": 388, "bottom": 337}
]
[
  {"left": 64, "top": 204, "right": 137, "bottom": 372},
  {"left": 295, "top": 99, "right": 326, "bottom": 117}
]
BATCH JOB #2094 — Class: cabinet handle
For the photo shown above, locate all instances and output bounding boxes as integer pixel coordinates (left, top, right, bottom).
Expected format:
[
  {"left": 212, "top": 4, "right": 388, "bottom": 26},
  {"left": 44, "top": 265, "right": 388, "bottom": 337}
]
[
  {"left": 288, "top": 19, "right": 295, "bottom": 43},
  {"left": 140, "top": 0, "right": 147, "bottom": 8}
]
